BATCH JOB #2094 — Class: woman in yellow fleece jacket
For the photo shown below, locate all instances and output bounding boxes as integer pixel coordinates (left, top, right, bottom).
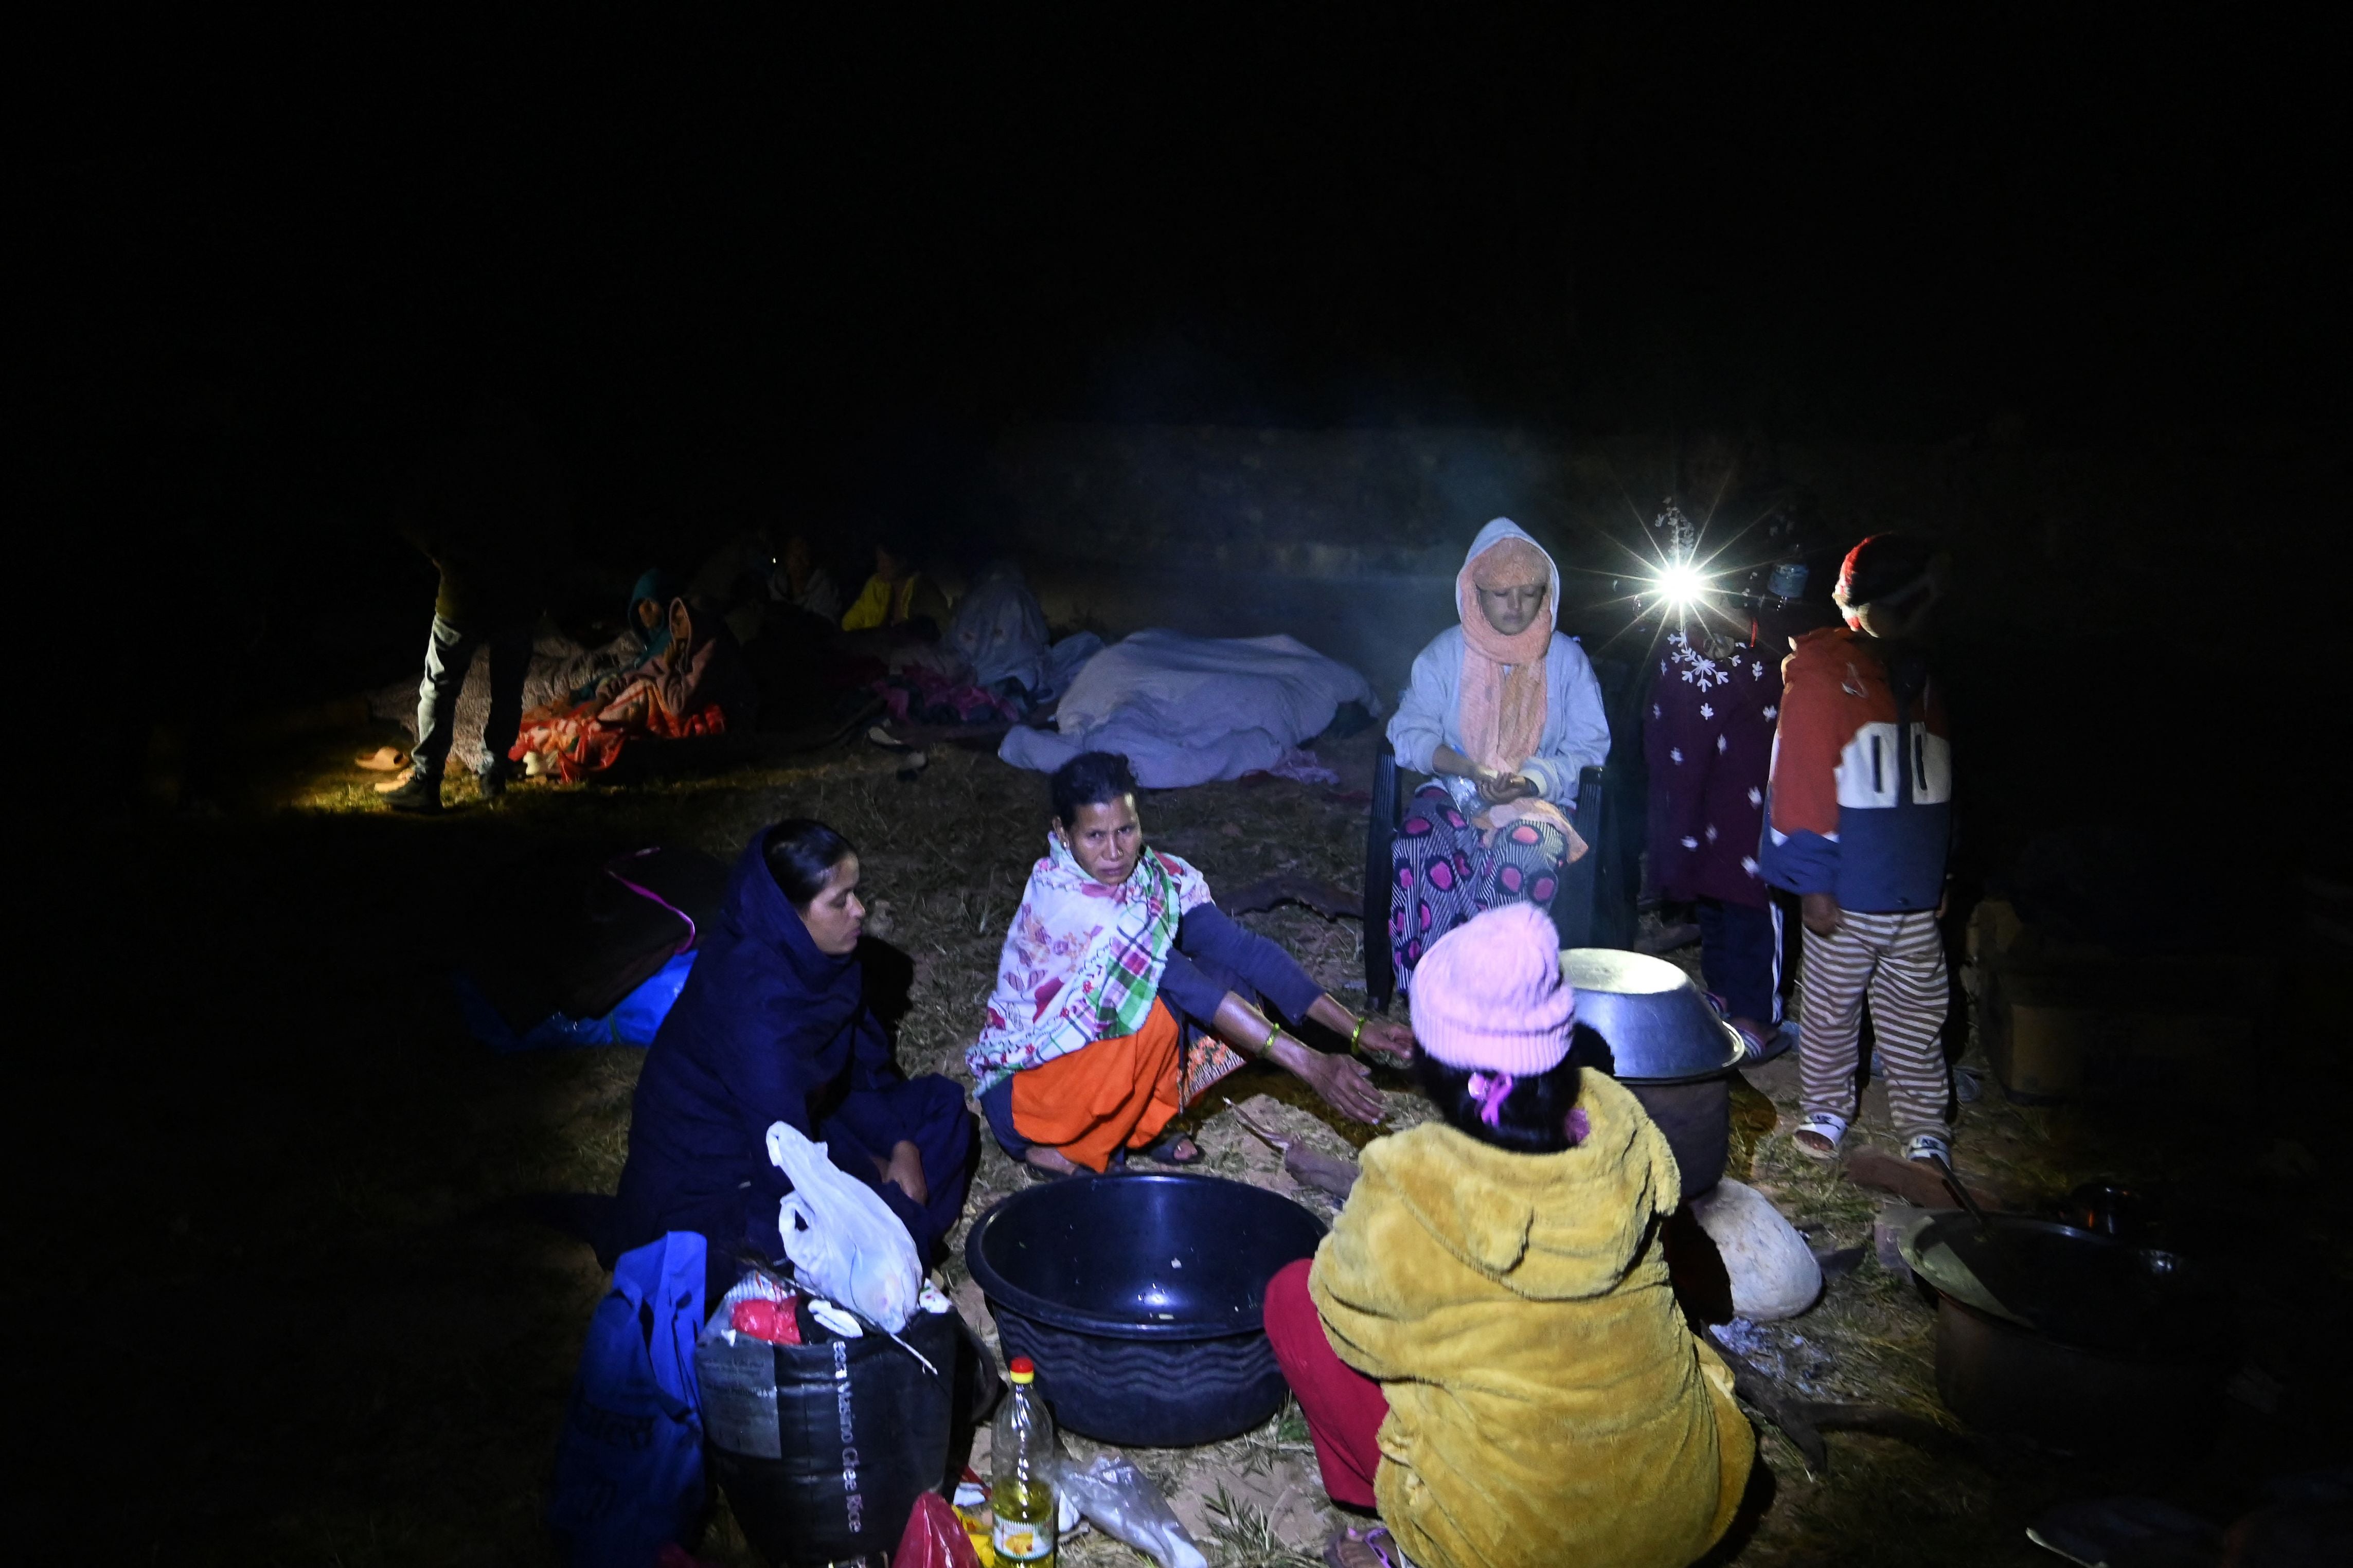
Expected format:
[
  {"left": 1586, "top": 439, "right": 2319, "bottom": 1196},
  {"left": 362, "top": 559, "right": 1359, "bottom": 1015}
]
[{"left": 1263, "top": 902, "right": 1753, "bottom": 1568}]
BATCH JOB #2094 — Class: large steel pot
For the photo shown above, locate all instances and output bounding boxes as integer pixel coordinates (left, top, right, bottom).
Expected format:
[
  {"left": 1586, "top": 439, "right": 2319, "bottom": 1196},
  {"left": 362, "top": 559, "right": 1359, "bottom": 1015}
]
[
  {"left": 1899, "top": 1211, "right": 2232, "bottom": 1454},
  {"left": 1562, "top": 948, "right": 1743, "bottom": 1195},
  {"left": 1562, "top": 949, "right": 1745, "bottom": 1082}
]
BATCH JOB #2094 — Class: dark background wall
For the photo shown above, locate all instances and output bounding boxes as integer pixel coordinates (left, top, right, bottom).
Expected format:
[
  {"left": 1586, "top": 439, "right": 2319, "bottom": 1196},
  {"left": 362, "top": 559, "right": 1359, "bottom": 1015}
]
[{"left": 26, "top": 10, "right": 2349, "bottom": 870}]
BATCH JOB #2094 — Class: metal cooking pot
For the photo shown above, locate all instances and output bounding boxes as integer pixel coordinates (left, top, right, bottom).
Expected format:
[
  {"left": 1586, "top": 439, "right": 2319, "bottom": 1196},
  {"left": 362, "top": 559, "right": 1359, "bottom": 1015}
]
[
  {"left": 1561, "top": 948, "right": 1745, "bottom": 1082},
  {"left": 1899, "top": 1211, "right": 2232, "bottom": 1454},
  {"left": 1561, "top": 948, "right": 1743, "bottom": 1196}
]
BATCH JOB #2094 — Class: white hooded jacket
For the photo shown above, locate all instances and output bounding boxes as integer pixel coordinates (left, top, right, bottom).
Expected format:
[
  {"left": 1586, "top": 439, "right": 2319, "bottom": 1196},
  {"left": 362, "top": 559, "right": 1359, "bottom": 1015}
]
[{"left": 1386, "top": 517, "right": 1612, "bottom": 808}]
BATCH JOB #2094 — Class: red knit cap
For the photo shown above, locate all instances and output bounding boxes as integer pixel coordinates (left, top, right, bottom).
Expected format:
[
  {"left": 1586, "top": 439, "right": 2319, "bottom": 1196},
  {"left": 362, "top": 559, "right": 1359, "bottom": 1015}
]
[{"left": 1411, "top": 903, "right": 1576, "bottom": 1075}]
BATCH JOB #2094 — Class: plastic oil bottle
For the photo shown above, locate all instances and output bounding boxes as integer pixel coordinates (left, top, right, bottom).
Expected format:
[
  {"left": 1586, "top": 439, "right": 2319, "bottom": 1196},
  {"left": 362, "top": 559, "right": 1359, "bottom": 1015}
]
[{"left": 991, "top": 1356, "right": 1057, "bottom": 1564}]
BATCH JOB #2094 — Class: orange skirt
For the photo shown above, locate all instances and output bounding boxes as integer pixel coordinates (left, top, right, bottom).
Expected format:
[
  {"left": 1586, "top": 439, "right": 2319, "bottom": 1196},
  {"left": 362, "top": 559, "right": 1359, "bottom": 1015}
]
[{"left": 1009, "top": 999, "right": 1184, "bottom": 1173}]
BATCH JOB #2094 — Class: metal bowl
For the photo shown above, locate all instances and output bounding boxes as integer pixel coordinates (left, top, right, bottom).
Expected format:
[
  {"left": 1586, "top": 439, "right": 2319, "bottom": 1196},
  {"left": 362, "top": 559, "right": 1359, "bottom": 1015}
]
[
  {"left": 1562, "top": 948, "right": 1744, "bottom": 1083},
  {"left": 1898, "top": 1211, "right": 2232, "bottom": 1453}
]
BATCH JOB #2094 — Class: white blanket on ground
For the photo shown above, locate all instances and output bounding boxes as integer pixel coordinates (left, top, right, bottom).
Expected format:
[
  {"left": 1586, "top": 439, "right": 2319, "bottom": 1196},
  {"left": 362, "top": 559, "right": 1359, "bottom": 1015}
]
[{"left": 998, "top": 628, "right": 1378, "bottom": 787}]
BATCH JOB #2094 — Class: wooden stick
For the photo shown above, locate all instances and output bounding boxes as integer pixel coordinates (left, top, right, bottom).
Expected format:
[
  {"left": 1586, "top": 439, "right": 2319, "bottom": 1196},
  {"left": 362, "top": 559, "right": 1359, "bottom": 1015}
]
[{"left": 1707, "top": 1336, "right": 1829, "bottom": 1472}]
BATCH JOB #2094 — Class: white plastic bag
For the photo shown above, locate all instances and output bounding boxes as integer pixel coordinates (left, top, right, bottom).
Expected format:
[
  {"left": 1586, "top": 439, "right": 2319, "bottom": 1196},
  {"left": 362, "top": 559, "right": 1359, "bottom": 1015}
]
[
  {"left": 1056, "top": 1452, "right": 1208, "bottom": 1568},
  {"left": 765, "top": 1121, "right": 921, "bottom": 1331}
]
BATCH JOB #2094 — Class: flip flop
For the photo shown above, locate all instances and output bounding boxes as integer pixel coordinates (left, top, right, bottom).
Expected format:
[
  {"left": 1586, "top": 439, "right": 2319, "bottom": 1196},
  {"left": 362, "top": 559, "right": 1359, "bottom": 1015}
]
[
  {"left": 354, "top": 746, "right": 406, "bottom": 772},
  {"left": 1325, "top": 1524, "right": 1406, "bottom": 1568},
  {"left": 1792, "top": 1111, "right": 1847, "bottom": 1161},
  {"left": 1730, "top": 1019, "right": 1795, "bottom": 1066},
  {"left": 1138, "top": 1132, "right": 1203, "bottom": 1166}
]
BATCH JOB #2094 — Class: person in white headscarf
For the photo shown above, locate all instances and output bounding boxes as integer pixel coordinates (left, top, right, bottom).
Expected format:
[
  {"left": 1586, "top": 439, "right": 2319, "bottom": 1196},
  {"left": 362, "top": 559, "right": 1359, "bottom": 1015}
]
[{"left": 1385, "top": 518, "right": 1611, "bottom": 987}]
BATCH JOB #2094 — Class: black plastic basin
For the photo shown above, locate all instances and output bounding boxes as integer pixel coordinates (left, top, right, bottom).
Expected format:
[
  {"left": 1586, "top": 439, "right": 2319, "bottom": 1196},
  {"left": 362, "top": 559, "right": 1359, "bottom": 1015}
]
[{"left": 964, "top": 1173, "right": 1325, "bottom": 1447}]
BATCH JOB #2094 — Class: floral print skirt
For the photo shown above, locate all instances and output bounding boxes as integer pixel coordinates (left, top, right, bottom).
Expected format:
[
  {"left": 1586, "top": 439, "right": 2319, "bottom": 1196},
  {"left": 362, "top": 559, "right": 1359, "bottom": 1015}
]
[{"left": 1389, "top": 782, "right": 1571, "bottom": 988}]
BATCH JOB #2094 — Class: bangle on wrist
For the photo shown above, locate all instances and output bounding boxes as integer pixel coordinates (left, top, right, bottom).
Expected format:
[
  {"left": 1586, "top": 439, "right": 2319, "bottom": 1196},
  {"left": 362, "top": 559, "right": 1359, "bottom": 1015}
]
[
  {"left": 1262, "top": 1020, "right": 1284, "bottom": 1056},
  {"left": 1349, "top": 1016, "right": 1367, "bottom": 1049}
]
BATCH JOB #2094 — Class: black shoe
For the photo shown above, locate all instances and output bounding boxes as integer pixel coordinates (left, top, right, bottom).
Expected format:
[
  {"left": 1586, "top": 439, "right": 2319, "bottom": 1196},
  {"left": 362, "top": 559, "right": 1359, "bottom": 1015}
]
[
  {"left": 380, "top": 771, "right": 444, "bottom": 814},
  {"left": 476, "top": 763, "right": 510, "bottom": 801}
]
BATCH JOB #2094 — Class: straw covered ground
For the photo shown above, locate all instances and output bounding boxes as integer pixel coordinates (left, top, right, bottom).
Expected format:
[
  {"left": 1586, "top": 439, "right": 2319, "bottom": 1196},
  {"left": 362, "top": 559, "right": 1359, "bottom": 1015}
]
[{"left": 35, "top": 714, "right": 2343, "bottom": 1566}]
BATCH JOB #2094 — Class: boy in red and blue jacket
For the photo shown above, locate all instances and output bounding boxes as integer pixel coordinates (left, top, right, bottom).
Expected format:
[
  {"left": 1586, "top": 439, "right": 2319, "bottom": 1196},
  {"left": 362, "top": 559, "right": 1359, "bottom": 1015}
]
[{"left": 1759, "top": 534, "right": 1955, "bottom": 1164}]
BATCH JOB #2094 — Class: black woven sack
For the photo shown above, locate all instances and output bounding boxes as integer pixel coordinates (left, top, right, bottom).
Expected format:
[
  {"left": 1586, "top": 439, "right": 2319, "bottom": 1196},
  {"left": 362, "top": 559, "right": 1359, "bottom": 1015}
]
[{"left": 697, "top": 1305, "right": 994, "bottom": 1566}]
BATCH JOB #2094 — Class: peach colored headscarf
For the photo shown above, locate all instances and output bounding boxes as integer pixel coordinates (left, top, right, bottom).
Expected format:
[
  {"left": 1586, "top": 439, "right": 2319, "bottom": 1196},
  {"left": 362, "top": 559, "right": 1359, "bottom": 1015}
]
[{"left": 1454, "top": 530, "right": 1555, "bottom": 772}]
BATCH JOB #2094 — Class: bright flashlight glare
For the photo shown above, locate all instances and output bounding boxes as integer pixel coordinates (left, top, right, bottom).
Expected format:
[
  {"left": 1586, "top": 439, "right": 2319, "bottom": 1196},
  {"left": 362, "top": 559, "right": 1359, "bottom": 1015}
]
[{"left": 1655, "top": 561, "right": 1706, "bottom": 606}]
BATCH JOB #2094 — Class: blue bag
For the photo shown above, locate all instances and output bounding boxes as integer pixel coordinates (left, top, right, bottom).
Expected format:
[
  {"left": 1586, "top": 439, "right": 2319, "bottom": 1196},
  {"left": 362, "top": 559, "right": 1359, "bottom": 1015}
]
[
  {"left": 605, "top": 950, "right": 698, "bottom": 1044},
  {"left": 456, "top": 951, "right": 699, "bottom": 1053},
  {"left": 548, "top": 1231, "right": 707, "bottom": 1567}
]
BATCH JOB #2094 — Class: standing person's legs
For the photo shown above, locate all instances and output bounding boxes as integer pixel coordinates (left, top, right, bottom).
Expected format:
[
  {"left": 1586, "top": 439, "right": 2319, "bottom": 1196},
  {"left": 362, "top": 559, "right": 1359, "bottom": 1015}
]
[
  {"left": 1698, "top": 896, "right": 1781, "bottom": 1025},
  {"left": 1864, "top": 910, "right": 1953, "bottom": 1146},
  {"left": 477, "top": 623, "right": 533, "bottom": 784},
  {"left": 1795, "top": 912, "right": 1887, "bottom": 1152},
  {"left": 1263, "top": 1259, "right": 1387, "bottom": 1511},
  {"left": 411, "top": 615, "right": 481, "bottom": 780}
]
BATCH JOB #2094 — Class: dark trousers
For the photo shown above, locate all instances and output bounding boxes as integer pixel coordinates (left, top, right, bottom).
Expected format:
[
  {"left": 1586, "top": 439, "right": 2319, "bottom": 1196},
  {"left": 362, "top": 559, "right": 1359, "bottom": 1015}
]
[
  {"left": 1697, "top": 895, "right": 1784, "bottom": 1024},
  {"left": 412, "top": 614, "right": 531, "bottom": 780},
  {"left": 814, "top": 1074, "right": 979, "bottom": 1267}
]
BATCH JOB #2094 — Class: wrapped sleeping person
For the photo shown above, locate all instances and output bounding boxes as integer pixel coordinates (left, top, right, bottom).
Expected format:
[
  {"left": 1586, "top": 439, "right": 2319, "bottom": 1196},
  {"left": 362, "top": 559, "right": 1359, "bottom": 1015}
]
[{"left": 511, "top": 580, "right": 756, "bottom": 781}]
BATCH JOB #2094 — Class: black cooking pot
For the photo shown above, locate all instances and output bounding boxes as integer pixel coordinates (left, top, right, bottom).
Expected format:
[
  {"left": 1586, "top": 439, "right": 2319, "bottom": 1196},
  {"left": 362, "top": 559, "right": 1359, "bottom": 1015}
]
[
  {"left": 1561, "top": 949, "right": 1743, "bottom": 1196},
  {"left": 1899, "top": 1211, "right": 2233, "bottom": 1454}
]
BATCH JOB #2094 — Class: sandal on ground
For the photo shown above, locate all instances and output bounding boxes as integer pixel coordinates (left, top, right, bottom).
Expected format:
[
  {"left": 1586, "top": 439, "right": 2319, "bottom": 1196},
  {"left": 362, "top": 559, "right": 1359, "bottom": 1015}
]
[
  {"left": 1903, "top": 1132, "right": 1953, "bottom": 1166},
  {"left": 1791, "top": 1112, "right": 1848, "bottom": 1161},
  {"left": 1023, "top": 1151, "right": 1084, "bottom": 1183},
  {"left": 1138, "top": 1132, "right": 1203, "bottom": 1166},
  {"left": 354, "top": 746, "right": 405, "bottom": 771},
  {"left": 1730, "top": 1018, "right": 1795, "bottom": 1066},
  {"left": 1326, "top": 1523, "right": 1409, "bottom": 1568}
]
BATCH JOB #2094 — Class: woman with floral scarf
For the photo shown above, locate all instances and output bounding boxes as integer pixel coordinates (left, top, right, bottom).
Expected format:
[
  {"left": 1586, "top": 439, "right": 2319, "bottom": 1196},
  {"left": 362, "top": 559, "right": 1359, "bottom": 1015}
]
[
  {"left": 1386, "top": 518, "right": 1613, "bottom": 992},
  {"left": 971, "top": 752, "right": 1415, "bottom": 1176}
]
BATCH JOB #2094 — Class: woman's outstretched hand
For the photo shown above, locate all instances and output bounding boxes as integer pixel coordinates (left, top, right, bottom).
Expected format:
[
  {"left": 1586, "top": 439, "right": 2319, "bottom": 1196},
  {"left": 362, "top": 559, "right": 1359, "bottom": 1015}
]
[
  {"left": 1274, "top": 1038, "right": 1386, "bottom": 1125},
  {"left": 1353, "top": 1015, "right": 1416, "bottom": 1068}
]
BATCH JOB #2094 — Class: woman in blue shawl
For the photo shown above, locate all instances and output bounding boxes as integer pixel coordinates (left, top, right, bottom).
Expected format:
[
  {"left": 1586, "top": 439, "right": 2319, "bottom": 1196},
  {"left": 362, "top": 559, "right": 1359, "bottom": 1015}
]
[{"left": 609, "top": 820, "right": 975, "bottom": 1303}]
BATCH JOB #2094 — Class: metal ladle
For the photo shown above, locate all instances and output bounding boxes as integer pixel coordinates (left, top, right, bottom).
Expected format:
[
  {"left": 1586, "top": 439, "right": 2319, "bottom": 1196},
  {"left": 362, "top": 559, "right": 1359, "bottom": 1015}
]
[{"left": 1927, "top": 1150, "right": 1991, "bottom": 1230}]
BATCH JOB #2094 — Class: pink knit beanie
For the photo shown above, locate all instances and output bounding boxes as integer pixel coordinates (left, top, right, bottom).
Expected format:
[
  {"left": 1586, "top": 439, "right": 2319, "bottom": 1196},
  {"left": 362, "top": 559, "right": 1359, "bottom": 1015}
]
[{"left": 1410, "top": 903, "right": 1575, "bottom": 1075}]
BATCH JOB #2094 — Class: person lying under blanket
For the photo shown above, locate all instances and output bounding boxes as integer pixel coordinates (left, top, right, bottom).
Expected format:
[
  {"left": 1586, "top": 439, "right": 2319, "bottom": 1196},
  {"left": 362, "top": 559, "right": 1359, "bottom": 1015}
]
[
  {"left": 512, "top": 586, "right": 757, "bottom": 781},
  {"left": 970, "top": 750, "right": 1414, "bottom": 1177},
  {"left": 609, "top": 819, "right": 976, "bottom": 1308},
  {"left": 1266, "top": 902, "right": 1754, "bottom": 1568}
]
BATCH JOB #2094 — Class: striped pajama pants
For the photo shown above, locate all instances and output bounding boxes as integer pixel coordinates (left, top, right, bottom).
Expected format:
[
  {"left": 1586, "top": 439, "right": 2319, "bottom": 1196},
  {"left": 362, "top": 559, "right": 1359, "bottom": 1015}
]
[{"left": 1798, "top": 908, "right": 1952, "bottom": 1140}]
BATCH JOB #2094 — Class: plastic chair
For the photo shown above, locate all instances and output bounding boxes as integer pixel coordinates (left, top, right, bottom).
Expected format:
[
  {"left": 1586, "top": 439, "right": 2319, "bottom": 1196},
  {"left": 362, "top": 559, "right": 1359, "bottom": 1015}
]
[{"left": 1362, "top": 741, "right": 1633, "bottom": 1012}]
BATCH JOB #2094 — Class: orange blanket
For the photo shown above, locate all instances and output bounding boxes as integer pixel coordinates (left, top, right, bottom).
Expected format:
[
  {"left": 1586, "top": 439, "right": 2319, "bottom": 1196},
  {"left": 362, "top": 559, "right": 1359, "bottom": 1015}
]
[{"left": 1009, "top": 999, "right": 1182, "bottom": 1172}]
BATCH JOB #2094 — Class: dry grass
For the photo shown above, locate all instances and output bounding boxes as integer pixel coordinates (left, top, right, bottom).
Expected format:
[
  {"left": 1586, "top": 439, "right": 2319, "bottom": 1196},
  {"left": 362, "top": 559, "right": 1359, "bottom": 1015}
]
[{"left": 47, "top": 716, "right": 2345, "bottom": 1566}]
